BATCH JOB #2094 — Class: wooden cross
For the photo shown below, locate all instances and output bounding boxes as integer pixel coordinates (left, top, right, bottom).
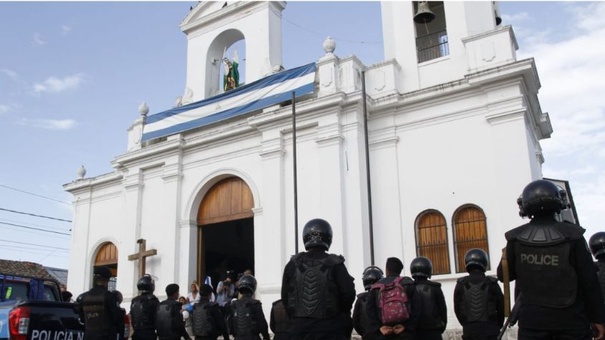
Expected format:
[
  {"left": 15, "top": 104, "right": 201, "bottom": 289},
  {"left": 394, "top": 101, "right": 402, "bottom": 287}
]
[{"left": 128, "top": 238, "right": 157, "bottom": 279}]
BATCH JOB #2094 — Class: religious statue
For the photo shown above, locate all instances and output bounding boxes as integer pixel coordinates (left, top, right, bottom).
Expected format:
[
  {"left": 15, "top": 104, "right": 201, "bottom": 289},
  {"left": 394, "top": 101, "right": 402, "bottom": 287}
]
[{"left": 223, "top": 51, "right": 240, "bottom": 92}]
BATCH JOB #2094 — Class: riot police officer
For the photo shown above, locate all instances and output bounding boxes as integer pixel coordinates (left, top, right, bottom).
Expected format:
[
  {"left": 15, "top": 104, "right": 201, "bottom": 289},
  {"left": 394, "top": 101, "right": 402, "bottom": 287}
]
[
  {"left": 130, "top": 274, "right": 160, "bottom": 340},
  {"left": 281, "top": 218, "right": 356, "bottom": 340},
  {"left": 77, "top": 266, "right": 124, "bottom": 340},
  {"left": 156, "top": 283, "right": 191, "bottom": 340},
  {"left": 229, "top": 275, "right": 270, "bottom": 340},
  {"left": 455, "top": 249, "right": 503, "bottom": 340},
  {"left": 352, "top": 266, "right": 384, "bottom": 339},
  {"left": 497, "top": 179, "right": 605, "bottom": 339},
  {"left": 410, "top": 257, "right": 447, "bottom": 340},
  {"left": 590, "top": 232, "right": 605, "bottom": 300}
]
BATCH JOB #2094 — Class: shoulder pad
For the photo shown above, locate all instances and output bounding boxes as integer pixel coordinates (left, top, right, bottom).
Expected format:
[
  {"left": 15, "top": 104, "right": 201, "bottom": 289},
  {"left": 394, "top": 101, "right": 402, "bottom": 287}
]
[
  {"left": 486, "top": 276, "right": 498, "bottom": 284},
  {"left": 400, "top": 276, "right": 414, "bottom": 285},
  {"left": 426, "top": 280, "right": 442, "bottom": 287},
  {"left": 325, "top": 254, "right": 345, "bottom": 265},
  {"left": 508, "top": 222, "right": 580, "bottom": 245},
  {"left": 456, "top": 277, "right": 468, "bottom": 284},
  {"left": 505, "top": 224, "right": 529, "bottom": 241}
]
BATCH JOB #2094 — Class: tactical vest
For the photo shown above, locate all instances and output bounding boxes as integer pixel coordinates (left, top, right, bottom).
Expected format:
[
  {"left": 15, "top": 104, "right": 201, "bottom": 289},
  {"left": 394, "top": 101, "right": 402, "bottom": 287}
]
[
  {"left": 415, "top": 282, "right": 444, "bottom": 329},
  {"left": 458, "top": 276, "right": 496, "bottom": 323},
  {"left": 512, "top": 222, "right": 578, "bottom": 308},
  {"left": 155, "top": 300, "right": 179, "bottom": 338},
  {"left": 192, "top": 301, "right": 216, "bottom": 337},
  {"left": 131, "top": 294, "right": 158, "bottom": 331},
  {"left": 596, "top": 261, "right": 605, "bottom": 301},
  {"left": 233, "top": 298, "right": 257, "bottom": 336},
  {"left": 80, "top": 289, "right": 111, "bottom": 332},
  {"left": 289, "top": 253, "right": 343, "bottom": 318}
]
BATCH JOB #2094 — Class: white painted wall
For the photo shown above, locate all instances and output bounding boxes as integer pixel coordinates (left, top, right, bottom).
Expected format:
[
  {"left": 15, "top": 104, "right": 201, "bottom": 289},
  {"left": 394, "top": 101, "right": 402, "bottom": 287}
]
[{"left": 66, "top": 1, "right": 550, "bottom": 332}]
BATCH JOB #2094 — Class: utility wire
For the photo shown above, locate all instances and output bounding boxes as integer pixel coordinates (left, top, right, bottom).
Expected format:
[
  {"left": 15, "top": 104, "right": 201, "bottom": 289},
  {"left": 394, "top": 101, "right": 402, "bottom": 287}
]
[
  {"left": 0, "top": 184, "right": 71, "bottom": 205},
  {"left": 283, "top": 17, "right": 383, "bottom": 45},
  {"left": 0, "top": 221, "right": 71, "bottom": 236},
  {"left": 0, "top": 207, "right": 72, "bottom": 223},
  {"left": 0, "top": 239, "right": 69, "bottom": 251}
]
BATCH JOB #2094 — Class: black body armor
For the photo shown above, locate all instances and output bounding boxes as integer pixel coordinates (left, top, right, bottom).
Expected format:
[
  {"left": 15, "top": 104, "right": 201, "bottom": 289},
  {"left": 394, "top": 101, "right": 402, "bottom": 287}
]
[
  {"left": 233, "top": 298, "right": 258, "bottom": 336},
  {"left": 155, "top": 299, "right": 180, "bottom": 339},
  {"left": 506, "top": 221, "right": 583, "bottom": 308},
  {"left": 192, "top": 301, "right": 217, "bottom": 337},
  {"left": 289, "top": 253, "right": 343, "bottom": 319},
  {"left": 131, "top": 293, "right": 159, "bottom": 331},
  {"left": 596, "top": 261, "right": 605, "bottom": 300},
  {"left": 457, "top": 276, "right": 497, "bottom": 323},
  {"left": 415, "top": 281, "right": 445, "bottom": 329}
]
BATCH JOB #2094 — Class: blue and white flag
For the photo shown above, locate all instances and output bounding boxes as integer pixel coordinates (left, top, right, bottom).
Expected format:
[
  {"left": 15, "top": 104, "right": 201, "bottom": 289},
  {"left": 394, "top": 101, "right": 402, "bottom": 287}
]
[{"left": 142, "top": 62, "right": 316, "bottom": 142}]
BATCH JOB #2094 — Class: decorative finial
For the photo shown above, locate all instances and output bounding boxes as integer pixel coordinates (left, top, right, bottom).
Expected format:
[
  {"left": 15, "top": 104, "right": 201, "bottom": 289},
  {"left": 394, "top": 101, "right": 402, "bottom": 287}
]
[
  {"left": 77, "top": 165, "right": 86, "bottom": 179},
  {"left": 138, "top": 102, "right": 149, "bottom": 116},
  {"left": 323, "top": 36, "right": 336, "bottom": 54}
]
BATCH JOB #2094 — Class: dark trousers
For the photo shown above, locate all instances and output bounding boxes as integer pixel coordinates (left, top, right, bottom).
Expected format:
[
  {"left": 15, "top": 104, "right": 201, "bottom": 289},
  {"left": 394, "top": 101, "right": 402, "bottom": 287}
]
[
  {"left": 290, "top": 332, "right": 346, "bottom": 340},
  {"left": 518, "top": 327, "right": 592, "bottom": 340},
  {"left": 416, "top": 329, "right": 443, "bottom": 340},
  {"left": 462, "top": 336, "right": 497, "bottom": 340},
  {"left": 132, "top": 329, "right": 157, "bottom": 340}
]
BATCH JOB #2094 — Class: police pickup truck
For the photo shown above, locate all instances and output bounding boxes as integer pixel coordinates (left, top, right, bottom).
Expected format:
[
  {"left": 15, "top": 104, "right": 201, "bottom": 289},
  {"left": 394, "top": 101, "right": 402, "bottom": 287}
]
[{"left": 0, "top": 260, "right": 84, "bottom": 340}]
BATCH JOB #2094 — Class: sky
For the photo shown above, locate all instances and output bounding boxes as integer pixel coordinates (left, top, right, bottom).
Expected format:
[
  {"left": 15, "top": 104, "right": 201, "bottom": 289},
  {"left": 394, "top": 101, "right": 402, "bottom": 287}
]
[{"left": 0, "top": 1, "right": 604, "bottom": 270}]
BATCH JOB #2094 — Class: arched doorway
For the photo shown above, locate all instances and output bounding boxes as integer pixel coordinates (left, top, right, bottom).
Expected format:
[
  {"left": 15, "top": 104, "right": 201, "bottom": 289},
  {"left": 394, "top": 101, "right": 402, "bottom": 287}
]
[
  {"left": 94, "top": 242, "right": 118, "bottom": 290},
  {"left": 197, "top": 177, "right": 254, "bottom": 289}
]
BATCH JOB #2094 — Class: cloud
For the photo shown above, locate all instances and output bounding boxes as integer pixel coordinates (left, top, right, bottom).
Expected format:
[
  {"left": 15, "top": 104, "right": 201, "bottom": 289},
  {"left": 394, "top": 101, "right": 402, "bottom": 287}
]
[
  {"left": 0, "top": 105, "right": 9, "bottom": 114},
  {"left": 16, "top": 118, "right": 78, "bottom": 130},
  {"left": 1, "top": 69, "right": 19, "bottom": 81},
  {"left": 33, "top": 33, "right": 46, "bottom": 45},
  {"left": 513, "top": 2, "right": 605, "bottom": 233},
  {"left": 33, "top": 74, "right": 85, "bottom": 94},
  {"left": 61, "top": 25, "right": 72, "bottom": 35}
]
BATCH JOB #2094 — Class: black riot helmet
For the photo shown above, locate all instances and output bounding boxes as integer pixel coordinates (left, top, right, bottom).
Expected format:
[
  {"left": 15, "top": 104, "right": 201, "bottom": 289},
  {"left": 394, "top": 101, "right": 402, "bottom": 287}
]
[
  {"left": 237, "top": 274, "right": 257, "bottom": 295},
  {"left": 410, "top": 256, "right": 433, "bottom": 279},
  {"left": 137, "top": 274, "right": 155, "bottom": 294},
  {"left": 302, "top": 218, "right": 333, "bottom": 251},
  {"left": 518, "top": 179, "right": 566, "bottom": 218},
  {"left": 464, "top": 248, "right": 489, "bottom": 272},
  {"left": 362, "top": 266, "right": 384, "bottom": 290},
  {"left": 590, "top": 232, "right": 605, "bottom": 259}
]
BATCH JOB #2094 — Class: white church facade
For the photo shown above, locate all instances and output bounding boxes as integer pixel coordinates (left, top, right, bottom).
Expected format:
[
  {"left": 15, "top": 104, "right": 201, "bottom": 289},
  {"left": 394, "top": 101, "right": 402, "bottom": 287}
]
[{"left": 64, "top": 1, "right": 553, "bottom": 333}]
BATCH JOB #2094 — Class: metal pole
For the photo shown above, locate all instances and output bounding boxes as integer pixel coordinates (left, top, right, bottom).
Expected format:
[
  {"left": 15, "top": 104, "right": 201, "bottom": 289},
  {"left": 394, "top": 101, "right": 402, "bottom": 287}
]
[
  {"left": 292, "top": 91, "right": 299, "bottom": 254},
  {"left": 362, "top": 71, "right": 375, "bottom": 265}
]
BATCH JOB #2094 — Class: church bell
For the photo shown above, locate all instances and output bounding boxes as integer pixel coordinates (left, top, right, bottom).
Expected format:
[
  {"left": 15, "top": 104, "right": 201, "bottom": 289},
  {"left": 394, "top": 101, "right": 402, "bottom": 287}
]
[{"left": 414, "top": 1, "right": 436, "bottom": 24}]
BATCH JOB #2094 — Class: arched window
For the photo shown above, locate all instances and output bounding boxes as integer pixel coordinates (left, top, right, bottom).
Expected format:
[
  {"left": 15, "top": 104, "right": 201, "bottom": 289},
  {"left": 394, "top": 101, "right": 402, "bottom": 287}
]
[
  {"left": 415, "top": 210, "right": 450, "bottom": 275},
  {"left": 453, "top": 205, "right": 489, "bottom": 273}
]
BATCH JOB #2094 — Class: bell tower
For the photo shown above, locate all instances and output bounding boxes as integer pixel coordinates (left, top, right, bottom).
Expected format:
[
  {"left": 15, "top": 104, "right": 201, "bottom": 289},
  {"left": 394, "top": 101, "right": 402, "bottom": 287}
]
[
  {"left": 381, "top": 1, "right": 514, "bottom": 92},
  {"left": 179, "top": 1, "right": 285, "bottom": 104}
]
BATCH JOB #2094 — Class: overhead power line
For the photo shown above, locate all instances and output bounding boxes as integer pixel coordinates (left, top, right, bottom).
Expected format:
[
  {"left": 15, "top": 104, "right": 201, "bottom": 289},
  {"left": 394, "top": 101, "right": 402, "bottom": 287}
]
[
  {"left": 0, "top": 207, "right": 72, "bottom": 223},
  {"left": 0, "top": 221, "right": 70, "bottom": 236},
  {"left": 0, "top": 239, "right": 69, "bottom": 251},
  {"left": 0, "top": 184, "right": 71, "bottom": 205},
  {"left": 283, "top": 17, "right": 383, "bottom": 45}
]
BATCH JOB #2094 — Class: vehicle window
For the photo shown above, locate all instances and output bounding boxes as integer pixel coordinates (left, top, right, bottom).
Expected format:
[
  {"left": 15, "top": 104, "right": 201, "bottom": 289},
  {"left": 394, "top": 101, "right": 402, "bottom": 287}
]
[
  {"left": 2, "top": 282, "right": 28, "bottom": 302},
  {"left": 43, "top": 285, "right": 59, "bottom": 301}
]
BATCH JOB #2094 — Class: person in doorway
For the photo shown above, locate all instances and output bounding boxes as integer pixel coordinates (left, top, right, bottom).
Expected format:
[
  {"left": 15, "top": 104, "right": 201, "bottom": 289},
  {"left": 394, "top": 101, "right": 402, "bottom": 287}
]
[
  {"left": 228, "top": 275, "right": 270, "bottom": 340},
  {"left": 352, "top": 266, "right": 384, "bottom": 339},
  {"left": 455, "top": 249, "right": 503, "bottom": 340},
  {"left": 409, "top": 257, "right": 447, "bottom": 340},
  {"left": 156, "top": 284, "right": 191, "bottom": 340},
  {"left": 365, "top": 257, "right": 420, "bottom": 340},
  {"left": 130, "top": 274, "right": 160, "bottom": 340},
  {"left": 76, "top": 266, "right": 123, "bottom": 340},
  {"left": 217, "top": 270, "right": 236, "bottom": 312},
  {"left": 498, "top": 179, "right": 605, "bottom": 340},
  {"left": 188, "top": 281, "right": 201, "bottom": 305},
  {"left": 191, "top": 284, "right": 229, "bottom": 340},
  {"left": 281, "top": 218, "right": 356, "bottom": 340}
]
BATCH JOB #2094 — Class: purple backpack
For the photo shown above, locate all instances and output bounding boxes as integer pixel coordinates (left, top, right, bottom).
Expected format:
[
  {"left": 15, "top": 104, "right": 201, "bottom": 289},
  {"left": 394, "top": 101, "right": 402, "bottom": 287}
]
[{"left": 371, "top": 276, "right": 410, "bottom": 325}]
